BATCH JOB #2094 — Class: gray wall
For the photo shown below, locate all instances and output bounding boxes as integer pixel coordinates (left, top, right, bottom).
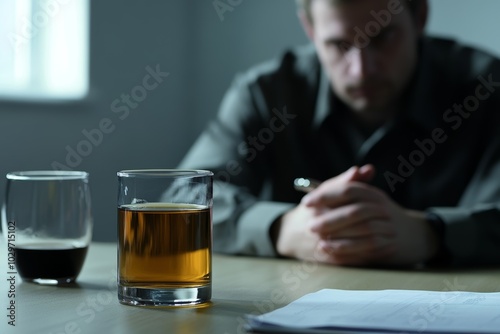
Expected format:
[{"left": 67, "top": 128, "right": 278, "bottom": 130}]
[
  {"left": 427, "top": 0, "right": 500, "bottom": 57},
  {"left": 0, "top": 0, "right": 497, "bottom": 242}
]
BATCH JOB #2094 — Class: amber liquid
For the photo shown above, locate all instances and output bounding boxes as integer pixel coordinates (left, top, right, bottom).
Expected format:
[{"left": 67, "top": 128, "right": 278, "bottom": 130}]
[{"left": 118, "top": 203, "right": 211, "bottom": 288}]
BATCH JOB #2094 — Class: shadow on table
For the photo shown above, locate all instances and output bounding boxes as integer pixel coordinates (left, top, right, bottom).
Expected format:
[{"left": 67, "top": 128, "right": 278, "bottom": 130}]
[
  {"left": 141, "top": 298, "right": 263, "bottom": 316},
  {"left": 18, "top": 280, "right": 116, "bottom": 291}
]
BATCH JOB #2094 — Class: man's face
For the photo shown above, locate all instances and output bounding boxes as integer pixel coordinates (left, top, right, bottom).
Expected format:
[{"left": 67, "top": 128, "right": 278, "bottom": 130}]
[{"left": 307, "top": 0, "right": 424, "bottom": 117}]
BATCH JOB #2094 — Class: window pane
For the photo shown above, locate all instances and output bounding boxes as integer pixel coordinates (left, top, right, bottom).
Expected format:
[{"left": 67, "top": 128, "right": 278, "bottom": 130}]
[{"left": 0, "top": 0, "right": 89, "bottom": 100}]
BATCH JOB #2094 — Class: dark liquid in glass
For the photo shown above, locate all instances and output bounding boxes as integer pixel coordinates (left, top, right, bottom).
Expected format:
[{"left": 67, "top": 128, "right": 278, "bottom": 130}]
[{"left": 15, "top": 244, "right": 88, "bottom": 282}]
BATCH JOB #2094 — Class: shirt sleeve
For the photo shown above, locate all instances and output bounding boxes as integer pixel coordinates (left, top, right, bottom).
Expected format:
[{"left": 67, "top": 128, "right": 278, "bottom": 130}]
[
  {"left": 178, "top": 73, "right": 294, "bottom": 257},
  {"left": 428, "top": 134, "right": 500, "bottom": 266}
]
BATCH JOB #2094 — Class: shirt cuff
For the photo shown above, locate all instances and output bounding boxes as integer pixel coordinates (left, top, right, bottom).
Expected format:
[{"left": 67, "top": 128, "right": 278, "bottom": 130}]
[
  {"left": 238, "top": 201, "right": 295, "bottom": 257},
  {"left": 427, "top": 207, "right": 480, "bottom": 265},
  {"left": 424, "top": 212, "right": 450, "bottom": 266}
]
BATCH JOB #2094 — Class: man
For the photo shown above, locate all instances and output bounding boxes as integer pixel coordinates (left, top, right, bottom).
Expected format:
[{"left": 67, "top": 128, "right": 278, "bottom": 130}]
[{"left": 179, "top": 0, "right": 500, "bottom": 267}]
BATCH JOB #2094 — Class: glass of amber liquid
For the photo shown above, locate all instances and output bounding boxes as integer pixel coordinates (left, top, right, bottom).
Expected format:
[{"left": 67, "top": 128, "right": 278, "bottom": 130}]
[
  {"left": 117, "top": 169, "right": 213, "bottom": 307},
  {"left": 2, "top": 171, "right": 92, "bottom": 285}
]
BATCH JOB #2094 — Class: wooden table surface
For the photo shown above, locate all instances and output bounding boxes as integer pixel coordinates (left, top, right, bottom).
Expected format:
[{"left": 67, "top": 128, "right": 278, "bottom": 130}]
[{"left": 1, "top": 242, "right": 499, "bottom": 334}]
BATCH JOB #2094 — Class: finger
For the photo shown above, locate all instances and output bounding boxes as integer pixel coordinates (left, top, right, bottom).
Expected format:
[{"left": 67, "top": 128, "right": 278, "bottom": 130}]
[
  {"left": 310, "top": 203, "right": 390, "bottom": 234},
  {"left": 319, "top": 238, "right": 397, "bottom": 265},
  {"left": 301, "top": 166, "right": 359, "bottom": 205},
  {"left": 303, "top": 182, "right": 386, "bottom": 208},
  {"left": 301, "top": 165, "right": 375, "bottom": 206},
  {"left": 318, "top": 220, "right": 396, "bottom": 239},
  {"left": 346, "top": 164, "right": 375, "bottom": 183},
  {"left": 320, "top": 235, "right": 393, "bottom": 256},
  {"left": 358, "top": 164, "right": 376, "bottom": 181}
]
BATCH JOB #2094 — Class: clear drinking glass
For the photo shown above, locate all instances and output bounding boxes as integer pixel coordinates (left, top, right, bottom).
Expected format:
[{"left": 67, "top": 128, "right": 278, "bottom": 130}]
[
  {"left": 117, "top": 169, "right": 213, "bottom": 307},
  {"left": 2, "top": 171, "right": 93, "bottom": 285}
]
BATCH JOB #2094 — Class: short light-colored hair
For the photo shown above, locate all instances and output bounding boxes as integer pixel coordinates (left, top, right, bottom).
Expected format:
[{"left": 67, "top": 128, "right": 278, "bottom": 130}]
[{"left": 296, "top": 0, "right": 422, "bottom": 23}]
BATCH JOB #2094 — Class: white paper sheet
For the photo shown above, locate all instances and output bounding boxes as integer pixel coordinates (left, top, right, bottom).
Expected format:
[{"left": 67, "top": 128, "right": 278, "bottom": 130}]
[{"left": 246, "top": 289, "right": 500, "bottom": 333}]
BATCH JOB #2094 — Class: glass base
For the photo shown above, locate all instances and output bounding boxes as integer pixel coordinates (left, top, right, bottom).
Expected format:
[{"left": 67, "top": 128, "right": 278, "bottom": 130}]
[
  {"left": 118, "top": 284, "right": 211, "bottom": 307},
  {"left": 22, "top": 277, "right": 76, "bottom": 285}
]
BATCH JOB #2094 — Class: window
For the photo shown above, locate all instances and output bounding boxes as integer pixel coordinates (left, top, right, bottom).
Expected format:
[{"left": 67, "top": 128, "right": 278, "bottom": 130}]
[{"left": 0, "top": 0, "right": 89, "bottom": 101}]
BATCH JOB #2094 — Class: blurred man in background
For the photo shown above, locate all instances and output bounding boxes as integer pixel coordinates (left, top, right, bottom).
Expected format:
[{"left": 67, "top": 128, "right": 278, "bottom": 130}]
[{"left": 180, "top": 0, "right": 500, "bottom": 267}]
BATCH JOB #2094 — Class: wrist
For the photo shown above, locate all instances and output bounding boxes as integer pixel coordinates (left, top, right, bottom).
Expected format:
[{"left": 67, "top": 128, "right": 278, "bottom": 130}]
[{"left": 273, "top": 208, "right": 298, "bottom": 258}]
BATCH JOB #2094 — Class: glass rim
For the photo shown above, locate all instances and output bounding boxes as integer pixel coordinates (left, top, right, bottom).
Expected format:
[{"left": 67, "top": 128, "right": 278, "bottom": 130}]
[
  {"left": 6, "top": 170, "right": 89, "bottom": 181},
  {"left": 117, "top": 169, "right": 213, "bottom": 178}
]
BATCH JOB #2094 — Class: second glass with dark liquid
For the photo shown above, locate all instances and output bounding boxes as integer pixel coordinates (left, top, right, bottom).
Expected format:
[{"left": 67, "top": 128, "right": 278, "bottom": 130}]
[{"left": 15, "top": 243, "right": 88, "bottom": 283}]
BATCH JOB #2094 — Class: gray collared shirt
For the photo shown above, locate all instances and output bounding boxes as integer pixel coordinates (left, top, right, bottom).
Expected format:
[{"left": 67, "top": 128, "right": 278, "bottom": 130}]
[{"left": 180, "top": 37, "right": 500, "bottom": 266}]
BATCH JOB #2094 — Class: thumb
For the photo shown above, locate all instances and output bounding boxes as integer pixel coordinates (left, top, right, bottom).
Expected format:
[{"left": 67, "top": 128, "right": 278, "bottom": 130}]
[
  {"left": 340, "top": 165, "right": 375, "bottom": 183},
  {"left": 338, "top": 166, "right": 360, "bottom": 182},
  {"left": 301, "top": 165, "right": 376, "bottom": 207},
  {"left": 354, "top": 164, "right": 376, "bottom": 183}
]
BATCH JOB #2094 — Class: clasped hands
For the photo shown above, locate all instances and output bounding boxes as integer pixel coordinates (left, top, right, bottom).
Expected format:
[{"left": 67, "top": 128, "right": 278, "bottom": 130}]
[{"left": 275, "top": 165, "right": 439, "bottom": 266}]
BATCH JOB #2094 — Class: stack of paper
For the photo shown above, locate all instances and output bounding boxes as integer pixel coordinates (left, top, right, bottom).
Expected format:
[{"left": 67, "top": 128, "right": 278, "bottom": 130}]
[{"left": 246, "top": 289, "right": 500, "bottom": 333}]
